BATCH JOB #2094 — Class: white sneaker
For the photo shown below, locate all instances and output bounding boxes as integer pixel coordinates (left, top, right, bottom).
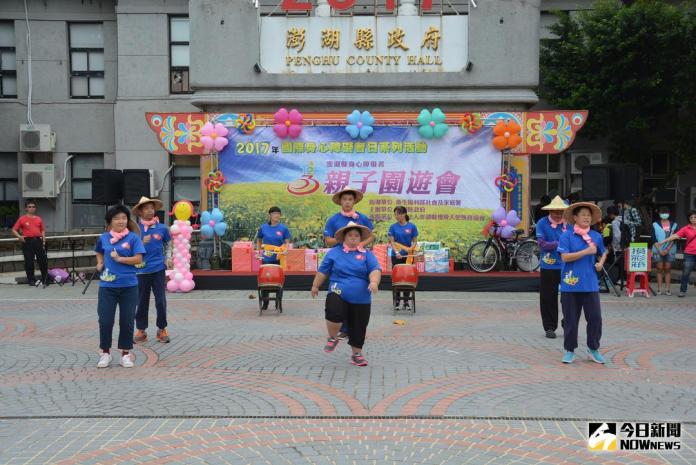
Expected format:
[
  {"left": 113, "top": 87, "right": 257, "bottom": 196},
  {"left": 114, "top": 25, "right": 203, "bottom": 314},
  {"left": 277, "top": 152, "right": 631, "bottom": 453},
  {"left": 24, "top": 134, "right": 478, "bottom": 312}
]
[
  {"left": 120, "top": 352, "right": 135, "bottom": 368},
  {"left": 97, "top": 352, "right": 113, "bottom": 368}
]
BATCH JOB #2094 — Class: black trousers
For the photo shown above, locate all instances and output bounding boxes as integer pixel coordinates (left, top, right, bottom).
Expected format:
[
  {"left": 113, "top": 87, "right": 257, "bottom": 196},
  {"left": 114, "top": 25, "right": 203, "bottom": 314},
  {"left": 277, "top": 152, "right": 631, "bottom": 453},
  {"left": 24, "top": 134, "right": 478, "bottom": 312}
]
[
  {"left": 22, "top": 237, "right": 48, "bottom": 284},
  {"left": 560, "top": 292, "right": 602, "bottom": 352},
  {"left": 325, "top": 292, "right": 371, "bottom": 349},
  {"left": 539, "top": 268, "right": 561, "bottom": 331}
]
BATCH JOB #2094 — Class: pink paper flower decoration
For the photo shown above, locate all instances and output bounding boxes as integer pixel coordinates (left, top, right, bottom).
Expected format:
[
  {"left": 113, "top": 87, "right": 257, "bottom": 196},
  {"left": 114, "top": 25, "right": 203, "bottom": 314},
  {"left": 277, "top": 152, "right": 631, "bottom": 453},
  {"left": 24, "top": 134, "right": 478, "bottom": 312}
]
[
  {"left": 200, "top": 122, "right": 229, "bottom": 153},
  {"left": 273, "top": 108, "right": 303, "bottom": 139}
]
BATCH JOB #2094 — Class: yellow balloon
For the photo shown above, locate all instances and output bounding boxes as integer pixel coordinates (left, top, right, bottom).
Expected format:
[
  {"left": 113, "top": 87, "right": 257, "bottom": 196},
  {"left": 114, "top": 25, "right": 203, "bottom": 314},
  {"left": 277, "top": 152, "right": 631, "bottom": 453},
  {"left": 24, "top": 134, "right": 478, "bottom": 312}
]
[{"left": 173, "top": 201, "right": 193, "bottom": 221}]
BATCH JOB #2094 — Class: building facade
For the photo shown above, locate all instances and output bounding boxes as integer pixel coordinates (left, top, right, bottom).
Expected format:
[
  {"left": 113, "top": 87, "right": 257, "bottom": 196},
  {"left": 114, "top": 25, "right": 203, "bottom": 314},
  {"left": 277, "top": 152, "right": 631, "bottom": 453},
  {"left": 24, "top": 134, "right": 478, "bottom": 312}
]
[{"left": 0, "top": 0, "right": 693, "bottom": 234}]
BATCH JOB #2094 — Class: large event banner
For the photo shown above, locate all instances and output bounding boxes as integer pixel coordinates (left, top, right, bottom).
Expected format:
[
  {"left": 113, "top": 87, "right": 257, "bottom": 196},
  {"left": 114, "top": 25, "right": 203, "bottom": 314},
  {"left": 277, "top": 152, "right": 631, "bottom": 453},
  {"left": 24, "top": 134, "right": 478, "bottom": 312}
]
[{"left": 219, "top": 126, "right": 500, "bottom": 259}]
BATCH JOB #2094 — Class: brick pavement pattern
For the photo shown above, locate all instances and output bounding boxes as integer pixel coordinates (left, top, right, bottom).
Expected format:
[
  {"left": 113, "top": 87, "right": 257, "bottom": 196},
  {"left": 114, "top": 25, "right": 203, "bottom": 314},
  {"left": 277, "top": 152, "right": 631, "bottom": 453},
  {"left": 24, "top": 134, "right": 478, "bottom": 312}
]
[{"left": 0, "top": 284, "right": 694, "bottom": 464}]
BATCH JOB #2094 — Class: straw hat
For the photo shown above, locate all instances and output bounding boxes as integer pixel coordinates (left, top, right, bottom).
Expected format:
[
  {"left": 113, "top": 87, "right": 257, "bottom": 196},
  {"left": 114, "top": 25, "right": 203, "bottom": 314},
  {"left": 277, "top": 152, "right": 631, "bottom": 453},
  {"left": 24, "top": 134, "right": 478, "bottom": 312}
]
[
  {"left": 334, "top": 221, "right": 371, "bottom": 243},
  {"left": 132, "top": 196, "right": 164, "bottom": 216},
  {"left": 541, "top": 195, "right": 568, "bottom": 211},
  {"left": 331, "top": 187, "right": 364, "bottom": 206},
  {"left": 563, "top": 202, "right": 602, "bottom": 225}
]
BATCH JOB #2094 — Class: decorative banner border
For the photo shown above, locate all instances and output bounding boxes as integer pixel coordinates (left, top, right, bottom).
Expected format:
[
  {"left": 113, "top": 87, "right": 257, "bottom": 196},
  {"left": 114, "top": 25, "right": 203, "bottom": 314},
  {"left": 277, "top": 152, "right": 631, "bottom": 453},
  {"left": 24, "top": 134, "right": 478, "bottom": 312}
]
[{"left": 146, "top": 110, "right": 588, "bottom": 156}]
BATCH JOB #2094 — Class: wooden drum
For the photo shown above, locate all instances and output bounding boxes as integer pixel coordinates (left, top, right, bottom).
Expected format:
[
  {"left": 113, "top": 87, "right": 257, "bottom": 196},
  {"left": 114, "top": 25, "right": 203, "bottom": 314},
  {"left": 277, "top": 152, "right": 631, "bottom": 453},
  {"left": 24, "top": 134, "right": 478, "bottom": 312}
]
[
  {"left": 257, "top": 264, "right": 285, "bottom": 288},
  {"left": 392, "top": 264, "right": 418, "bottom": 288}
]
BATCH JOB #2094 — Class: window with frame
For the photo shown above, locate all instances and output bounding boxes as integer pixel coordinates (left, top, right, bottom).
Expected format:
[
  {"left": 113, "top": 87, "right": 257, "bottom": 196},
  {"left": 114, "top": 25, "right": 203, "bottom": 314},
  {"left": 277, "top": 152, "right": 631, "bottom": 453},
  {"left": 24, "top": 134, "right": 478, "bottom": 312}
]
[
  {"left": 71, "top": 154, "right": 104, "bottom": 228},
  {"left": 0, "top": 153, "right": 19, "bottom": 229},
  {"left": 169, "top": 16, "right": 191, "bottom": 94},
  {"left": 0, "top": 22, "right": 17, "bottom": 98},
  {"left": 530, "top": 154, "right": 565, "bottom": 203},
  {"left": 170, "top": 155, "right": 200, "bottom": 208},
  {"left": 69, "top": 23, "right": 104, "bottom": 99}
]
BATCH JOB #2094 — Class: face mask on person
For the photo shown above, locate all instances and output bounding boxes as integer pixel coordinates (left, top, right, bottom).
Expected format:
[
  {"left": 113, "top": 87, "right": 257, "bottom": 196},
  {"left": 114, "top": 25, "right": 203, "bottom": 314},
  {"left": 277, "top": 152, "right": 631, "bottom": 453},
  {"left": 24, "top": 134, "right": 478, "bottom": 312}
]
[{"left": 659, "top": 213, "right": 669, "bottom": 220}]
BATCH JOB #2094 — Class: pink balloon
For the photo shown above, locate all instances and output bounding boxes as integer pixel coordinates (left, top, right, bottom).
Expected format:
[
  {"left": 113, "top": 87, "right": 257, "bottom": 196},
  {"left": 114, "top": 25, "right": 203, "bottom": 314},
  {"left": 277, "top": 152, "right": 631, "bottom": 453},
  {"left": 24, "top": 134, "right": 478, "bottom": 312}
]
[
  {"left": 185, "top": 272, "right": 193, "bottom": 280},
  {"left": 208, "top": 220, "right": 215, "bottom": 227},
  {"left": 180, "top": 279, "right": 195, "bottom": 292},
  {"left": 166, "top": 280, "right": 179, "bottom": 292}
]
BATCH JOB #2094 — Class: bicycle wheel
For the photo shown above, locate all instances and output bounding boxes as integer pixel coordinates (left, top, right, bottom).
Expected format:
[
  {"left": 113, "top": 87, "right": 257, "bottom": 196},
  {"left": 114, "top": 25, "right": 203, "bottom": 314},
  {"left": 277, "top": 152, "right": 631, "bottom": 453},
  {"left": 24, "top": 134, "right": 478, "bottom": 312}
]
[
  {"left": 467, "top": 241, "right": 500, "bottom": 273},
  {"left": 515, "top": 240, "right": 540, "bottom": 272}
]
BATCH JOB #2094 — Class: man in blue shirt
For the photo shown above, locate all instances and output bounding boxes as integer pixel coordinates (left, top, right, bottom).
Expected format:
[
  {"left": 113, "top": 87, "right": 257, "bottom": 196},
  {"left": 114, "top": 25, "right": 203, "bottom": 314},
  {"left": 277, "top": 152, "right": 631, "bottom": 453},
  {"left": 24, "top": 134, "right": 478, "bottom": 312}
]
[
  {"left": 557, "top": 202, "right": 608, "bottom": 365},
  {"left": 324, "top": 187, "right": 374, "bottom": 248},
  {"left": 323, "top": 187, "right": 375, "bottom": 339},
  {"left": 131, "top": 197, "right": 172, "bottom": 344},
  {"left": 535, "top": 196, "right": 568, "bottom": 338}
]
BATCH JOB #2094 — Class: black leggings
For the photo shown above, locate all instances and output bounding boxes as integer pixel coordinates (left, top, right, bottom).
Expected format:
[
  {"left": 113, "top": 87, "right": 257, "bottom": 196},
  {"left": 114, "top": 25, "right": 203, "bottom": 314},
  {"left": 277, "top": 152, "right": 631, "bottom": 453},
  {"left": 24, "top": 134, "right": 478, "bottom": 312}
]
[{"left": 325, "top": 292, "right": 371, "bottom": 349}]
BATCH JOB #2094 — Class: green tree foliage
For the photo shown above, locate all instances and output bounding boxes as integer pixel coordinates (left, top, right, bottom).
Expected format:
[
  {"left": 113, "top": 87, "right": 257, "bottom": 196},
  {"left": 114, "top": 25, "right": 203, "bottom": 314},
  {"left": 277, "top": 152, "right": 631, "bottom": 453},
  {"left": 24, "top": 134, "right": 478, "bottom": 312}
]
[{"left": 540, "top": 0, "right": 696, "bottom": 172}]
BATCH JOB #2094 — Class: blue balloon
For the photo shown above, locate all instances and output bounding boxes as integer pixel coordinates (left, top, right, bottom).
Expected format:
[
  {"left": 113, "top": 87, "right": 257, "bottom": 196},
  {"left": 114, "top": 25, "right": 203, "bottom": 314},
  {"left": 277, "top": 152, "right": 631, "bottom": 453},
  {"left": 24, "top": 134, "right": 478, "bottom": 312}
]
[
  {"left": 200, "top": 211, "right": 211, "bottom": 224},
  {"left": 201, "top": 224, "right": 214, "bottom": 239},
  {"left": 211, "top": 208, "right": 224, "bottom": 223},
  {"left": 214, "top": 222, "right": 227, "bottom": 236}
]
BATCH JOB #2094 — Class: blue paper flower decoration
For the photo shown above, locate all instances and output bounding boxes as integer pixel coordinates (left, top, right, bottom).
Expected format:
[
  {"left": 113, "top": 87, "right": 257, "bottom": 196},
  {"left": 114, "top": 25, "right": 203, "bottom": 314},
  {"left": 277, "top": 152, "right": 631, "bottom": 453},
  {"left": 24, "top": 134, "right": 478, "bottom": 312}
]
[
  {"left": 345, "top": 110, "right": 375, "bottom": 140},
  {"left": 200, "top": 208, "right": 227, "bottom": 239}
]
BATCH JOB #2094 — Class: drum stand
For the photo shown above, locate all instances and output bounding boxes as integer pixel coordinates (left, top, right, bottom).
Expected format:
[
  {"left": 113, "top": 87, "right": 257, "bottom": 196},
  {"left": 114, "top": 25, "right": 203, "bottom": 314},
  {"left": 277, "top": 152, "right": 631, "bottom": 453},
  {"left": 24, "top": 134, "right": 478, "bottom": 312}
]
[
  {"left": 258, "top": 285, "right": 283, "bottom": 316},
  {"left": 392, "top": 285, "right": 416, "bottom": 314}
]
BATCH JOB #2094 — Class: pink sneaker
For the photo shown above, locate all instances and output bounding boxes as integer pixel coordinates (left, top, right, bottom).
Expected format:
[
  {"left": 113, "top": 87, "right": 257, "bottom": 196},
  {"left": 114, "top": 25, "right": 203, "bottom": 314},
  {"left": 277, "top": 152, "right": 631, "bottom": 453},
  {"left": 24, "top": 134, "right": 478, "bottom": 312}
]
[
  {"left": 323, "top": 337, "right": 339, "bottom": 353},
  {"left": 351, "top": 353, "right": 368, "bottom": 366}
]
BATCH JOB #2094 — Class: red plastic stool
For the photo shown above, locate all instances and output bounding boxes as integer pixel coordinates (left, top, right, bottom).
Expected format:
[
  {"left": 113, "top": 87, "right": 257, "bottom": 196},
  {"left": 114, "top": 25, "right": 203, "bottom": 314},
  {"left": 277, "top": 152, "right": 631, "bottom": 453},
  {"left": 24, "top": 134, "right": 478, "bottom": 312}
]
[
  {"left": 624, "top": 248, "right": 652, "bottom": 298},
  {"left": 625, "top": 271, "right": 650, "bottom": 298}
]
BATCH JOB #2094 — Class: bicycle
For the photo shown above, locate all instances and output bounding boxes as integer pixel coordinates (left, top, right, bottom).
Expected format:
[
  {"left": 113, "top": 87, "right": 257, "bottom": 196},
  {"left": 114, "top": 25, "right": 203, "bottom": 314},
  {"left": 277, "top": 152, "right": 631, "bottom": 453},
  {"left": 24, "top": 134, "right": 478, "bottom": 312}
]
[{"left": 467, "top": 225, "right": 540, "bottom": 273}]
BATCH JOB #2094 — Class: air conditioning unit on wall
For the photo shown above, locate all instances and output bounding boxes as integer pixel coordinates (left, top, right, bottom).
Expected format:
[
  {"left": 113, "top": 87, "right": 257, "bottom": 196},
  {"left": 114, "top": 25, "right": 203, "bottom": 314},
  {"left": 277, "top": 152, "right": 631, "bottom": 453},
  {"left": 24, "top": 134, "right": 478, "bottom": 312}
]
[
  {"left": 22, "top": 164, "right": 56, "bottom": 198},
  {"left": 571, "top": 152, "right": 605, "bottom": 175},
  {"left": 19, "top": 124, "right": 56, "bottom": 152}
]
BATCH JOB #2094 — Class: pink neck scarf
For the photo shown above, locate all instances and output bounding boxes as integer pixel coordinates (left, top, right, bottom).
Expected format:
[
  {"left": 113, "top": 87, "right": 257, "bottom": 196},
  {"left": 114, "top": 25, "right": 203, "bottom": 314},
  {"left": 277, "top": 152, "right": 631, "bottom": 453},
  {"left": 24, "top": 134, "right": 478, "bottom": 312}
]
[
  {"left": 548, "top": 215, "right": 565, "bottom": 229},
  {"left": 343, "top": 244, "right": 366, "bottom": 253},
  {"left": 340, "top": 209, "right": 359, "bottom": 219},
  {"left": 140, "top": 216, "right": 159, "bottom": 232},
  {"left": 110, "top": 228, "right": 129, "bottom": 244},
  {"left": 573, "top": 224, "right": 593, "bottom": 245}
]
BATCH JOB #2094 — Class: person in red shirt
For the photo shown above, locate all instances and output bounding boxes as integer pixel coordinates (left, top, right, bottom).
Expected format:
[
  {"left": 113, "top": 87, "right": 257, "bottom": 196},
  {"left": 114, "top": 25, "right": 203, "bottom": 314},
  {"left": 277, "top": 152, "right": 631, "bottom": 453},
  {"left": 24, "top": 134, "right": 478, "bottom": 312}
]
[
  {"left": 12, "top": 200, "right": 48, "bottom": 286},
  {"left": 658, "top": 210, "right": 696, "bottom": 297}
]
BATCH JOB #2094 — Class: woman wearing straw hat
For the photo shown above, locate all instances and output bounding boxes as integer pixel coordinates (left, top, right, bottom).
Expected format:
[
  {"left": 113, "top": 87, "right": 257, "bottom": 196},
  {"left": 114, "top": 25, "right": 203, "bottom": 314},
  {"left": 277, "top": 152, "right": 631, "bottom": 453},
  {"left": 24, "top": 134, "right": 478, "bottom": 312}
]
[
  {"left": 94, "top": 205, "right": 145, "bottom": 368},
  {"left": 323, "top": 187, "right": 375, "bottom": 339},
  {"left": 557, "top": 202, "right": 608, "bottom": 364},
  {"left": 535, "top": 195, "right": 568, "bottom": 338},
  {"left": 132, "top": 196, "right": 172, "bottom": 344},
  {"left": 311, "top": 222, "right": 381, "bottom": 367}
]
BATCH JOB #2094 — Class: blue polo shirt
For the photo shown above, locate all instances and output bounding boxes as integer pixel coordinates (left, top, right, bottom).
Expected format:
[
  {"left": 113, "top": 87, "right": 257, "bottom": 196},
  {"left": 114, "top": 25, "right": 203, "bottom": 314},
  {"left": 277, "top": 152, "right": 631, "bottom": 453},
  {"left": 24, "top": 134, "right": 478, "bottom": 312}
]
[
  {"left": 535, "top": 216, "right": 566, "bottom": 270},
  {"left": 95, "top": 231, "right": 146, "bottom": 288},
  {"left": 257, "top": 223, "right": 291, "bottom": 264},
  {"left": 557, "top": 229, "right": 605, "bottom": 293},
  {"left": 136, "top": 222, "right": 171, "bottom": 274},
  {"left": 318, "top": 246, "right": 381, "bottom": 304},
  {"left": 388, "top": 222, "right": 419, "bottom": 257},
  {"left": 323, "top": 212, "right": 374, "bottom": 241}
]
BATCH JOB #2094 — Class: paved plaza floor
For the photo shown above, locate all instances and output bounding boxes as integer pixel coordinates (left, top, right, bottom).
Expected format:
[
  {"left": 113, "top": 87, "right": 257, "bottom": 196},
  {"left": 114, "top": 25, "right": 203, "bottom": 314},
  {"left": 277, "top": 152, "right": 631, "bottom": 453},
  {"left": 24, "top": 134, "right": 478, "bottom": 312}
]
[{"left": 0, "top": 283, "right": 694, "bottom": 464}]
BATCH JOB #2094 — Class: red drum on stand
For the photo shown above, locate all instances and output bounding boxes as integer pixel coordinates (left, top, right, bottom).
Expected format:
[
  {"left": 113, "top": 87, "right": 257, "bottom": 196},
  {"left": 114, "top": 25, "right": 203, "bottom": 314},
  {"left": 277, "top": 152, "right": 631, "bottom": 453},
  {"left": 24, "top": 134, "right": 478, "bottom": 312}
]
[
  {"left": 257, "top": 264, "right": 285, "bottom": 315},
  {"left": 392, "top": 264, "right": 418, "bottom": 288},
  {"left": 392, "top": 264, "right": 418, "bottom": 314},
  {"left": 257, "top": 264, "right": 285, "bottom": 288}
]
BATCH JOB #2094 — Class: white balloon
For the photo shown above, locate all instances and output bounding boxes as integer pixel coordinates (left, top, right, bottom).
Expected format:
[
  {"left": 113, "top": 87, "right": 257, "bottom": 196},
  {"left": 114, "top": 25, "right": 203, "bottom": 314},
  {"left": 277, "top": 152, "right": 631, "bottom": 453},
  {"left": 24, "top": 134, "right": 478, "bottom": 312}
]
[{"left": 174, "top": 273, "right": 184, "bottom": 282}]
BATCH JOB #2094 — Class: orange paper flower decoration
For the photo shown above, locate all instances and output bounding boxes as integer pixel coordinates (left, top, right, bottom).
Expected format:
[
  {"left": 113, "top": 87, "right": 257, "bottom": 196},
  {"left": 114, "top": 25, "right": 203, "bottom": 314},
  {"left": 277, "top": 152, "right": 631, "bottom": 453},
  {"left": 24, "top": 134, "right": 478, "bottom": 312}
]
[{"left": 492, "top": 119, "right": 522, "bottom": 150}]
